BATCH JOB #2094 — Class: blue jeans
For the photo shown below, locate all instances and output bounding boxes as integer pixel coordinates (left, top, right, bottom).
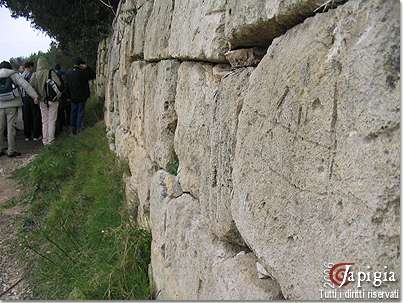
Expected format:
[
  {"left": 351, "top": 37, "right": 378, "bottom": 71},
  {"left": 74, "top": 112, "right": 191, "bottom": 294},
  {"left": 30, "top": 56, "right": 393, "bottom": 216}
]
[{"left": 70, "top": 102, "right": 85, "bottom": 132}]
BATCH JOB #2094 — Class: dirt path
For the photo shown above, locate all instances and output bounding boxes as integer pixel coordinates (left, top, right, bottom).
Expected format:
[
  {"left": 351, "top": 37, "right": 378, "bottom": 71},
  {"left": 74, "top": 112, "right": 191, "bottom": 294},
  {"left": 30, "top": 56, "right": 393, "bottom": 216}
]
[{"left": 0, "top": 130, "right": 42, "bottom": 300}]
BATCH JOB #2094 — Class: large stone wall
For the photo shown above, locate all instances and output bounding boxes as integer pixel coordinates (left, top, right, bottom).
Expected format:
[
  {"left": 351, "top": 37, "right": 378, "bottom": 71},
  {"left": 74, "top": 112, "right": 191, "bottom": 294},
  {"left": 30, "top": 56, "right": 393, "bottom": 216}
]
[{"left": 96, "top": 0, "right": 400, "bottom": 300}]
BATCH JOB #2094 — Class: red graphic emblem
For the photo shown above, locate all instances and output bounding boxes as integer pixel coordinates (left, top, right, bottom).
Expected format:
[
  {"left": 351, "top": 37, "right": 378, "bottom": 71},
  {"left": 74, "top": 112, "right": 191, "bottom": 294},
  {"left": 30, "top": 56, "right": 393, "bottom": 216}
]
[{"left": 329, "top": 262, "right": 354, "bottom": 287}]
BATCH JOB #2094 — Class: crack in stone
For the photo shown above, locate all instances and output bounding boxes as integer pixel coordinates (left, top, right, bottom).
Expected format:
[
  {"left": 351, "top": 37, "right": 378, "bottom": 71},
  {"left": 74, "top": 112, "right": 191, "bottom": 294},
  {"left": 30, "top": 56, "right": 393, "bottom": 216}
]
[
  {"left": 266, "top": 165, "right": 325, "bottom": 196},
  {"left": 328, "top": 82, "right": 338, "bottom": 181},
  {"left": 276, "top": 86, "right": 290, "bottom": 112},
  {"left": 277, "top": 122, "right": 331, "bottom": 150}
]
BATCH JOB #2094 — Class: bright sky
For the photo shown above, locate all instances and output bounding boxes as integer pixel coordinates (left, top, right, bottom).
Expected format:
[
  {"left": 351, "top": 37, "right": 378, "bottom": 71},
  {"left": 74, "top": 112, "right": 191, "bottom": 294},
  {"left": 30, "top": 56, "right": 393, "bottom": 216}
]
[{"left": 0, "top": 6, "right": 53, "bottom": 62}]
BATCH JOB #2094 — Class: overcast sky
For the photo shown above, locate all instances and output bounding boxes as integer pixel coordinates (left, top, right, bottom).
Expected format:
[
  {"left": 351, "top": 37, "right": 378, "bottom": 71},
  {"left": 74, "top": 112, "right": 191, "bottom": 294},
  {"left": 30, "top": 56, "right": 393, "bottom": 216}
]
[{"left": 0, "top": 6, "right": 53, "bottom": 62}]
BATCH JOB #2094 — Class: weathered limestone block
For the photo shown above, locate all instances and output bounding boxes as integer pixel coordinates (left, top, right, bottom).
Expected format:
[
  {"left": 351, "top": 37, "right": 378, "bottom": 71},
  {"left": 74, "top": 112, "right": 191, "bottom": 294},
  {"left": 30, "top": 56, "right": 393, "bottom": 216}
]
[
  {"left": 117, "top": 0, "right": 137, "bottom": 83},
  {"left": 119, "top": 34, "right": 131, "bottom": 84},
  {"left": 144, "top": 0, "right": 228, "bottom": 62},
  {"left": 168, "top": 0, "right": 228, "bottom": 62},
  {"left": 107, "top": 31, "right": 121, "bottom": 75},
  {"left": 128, "top": 61, "right": 147, "bottom": 145},
  {"left": 203, "top": 68, "right": 253, "bottom": 244},
  {"left": 205, "top": 252, "right": 283, "bottom": 300},
  {"left": 143, "top": 60, "right": 180, "bottom": 170},
  {"left": 128, "top": 143, "right": 157, "bottom": 230},
  {"left": 124, "top": 175, "right": 140, "bottom": 221},
  {"left": 114, "top": 127, "right": 136, "bottom": 160},
  {"left": 116, "top": 0, "right": 153, "bottom": 66},
  {"left": 111, "top": 59, "right": 179, "bottom": 227},
  {"left": 225, "top": 0, "right": 346, "bottom": 49},
  {"left": 128, "top": 0, "right": 154, "bottom": 60},
  {"left": 104, "top": 71, "right": 120, "bottom": 131},
  {"left": 123, "top": 60, "right": 180, "bottom": 170},
  {"left": 150, "top": 186, "right": 206, "bottom": 299},
  {"left": 225, "top": 47, "right": 266, "bottom": 68},
  {"left": 150, "top": 170, "right": 283, "bottom": 300},
  {"left": 104, "top": 34, "right": 120, "bottom": 130},
  {"left": 95, "top": 38, "right": 109, "bottom": 99},
  {"left": 232, "top": 0, "right": 400, "bottom": 299},
  {"left": 143, "top": 0, "right": 174, "bottom": 61},
  {"left": 108, "top": 0, "right": 126, "bottom": 74},
  {"left": 116, "top": 77, "right": 131, "bottom": 132},
  {"left": 212, "top": 64, "right": 232, "bottom": 81},
  {"left": 174, "top": 62, "right": 219, "bottom": 198}
]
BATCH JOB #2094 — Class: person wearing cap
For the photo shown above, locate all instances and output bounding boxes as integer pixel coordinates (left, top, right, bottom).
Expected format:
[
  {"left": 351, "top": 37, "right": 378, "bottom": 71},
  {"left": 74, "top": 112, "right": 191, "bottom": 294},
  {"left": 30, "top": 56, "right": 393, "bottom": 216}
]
[{"left": 64, "top": 58, "right": 96, "bottom": 135}]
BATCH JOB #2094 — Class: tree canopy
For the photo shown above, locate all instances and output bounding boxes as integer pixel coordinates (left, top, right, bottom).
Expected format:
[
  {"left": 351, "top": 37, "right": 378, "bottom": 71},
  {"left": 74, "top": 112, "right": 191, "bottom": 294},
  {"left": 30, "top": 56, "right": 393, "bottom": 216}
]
[
  {"left": 0, "top": 0, "right": 119, "bottom": 67},
  {"left": 9, "top": 42, "right": 75, "bottom": 70}
]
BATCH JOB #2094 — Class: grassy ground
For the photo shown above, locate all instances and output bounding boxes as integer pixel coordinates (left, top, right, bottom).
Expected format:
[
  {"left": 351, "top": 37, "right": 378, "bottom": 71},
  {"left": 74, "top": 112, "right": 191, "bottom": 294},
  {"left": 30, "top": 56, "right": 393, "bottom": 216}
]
[{"left": 13, "top": 115, "right": 151, "bottom": 299}]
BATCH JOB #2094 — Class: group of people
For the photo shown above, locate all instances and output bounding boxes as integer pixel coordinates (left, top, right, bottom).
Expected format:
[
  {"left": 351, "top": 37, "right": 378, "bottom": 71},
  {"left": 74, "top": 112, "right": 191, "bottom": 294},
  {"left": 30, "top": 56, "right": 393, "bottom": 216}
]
[{"left": 0, "top": 57, "right": 95, "bottom": 157}]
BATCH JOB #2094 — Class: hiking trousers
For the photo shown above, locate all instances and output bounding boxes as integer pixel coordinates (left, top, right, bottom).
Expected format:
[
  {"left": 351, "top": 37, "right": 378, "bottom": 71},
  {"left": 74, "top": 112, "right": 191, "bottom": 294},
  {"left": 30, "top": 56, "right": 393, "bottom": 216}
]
[
  {"left": 40, "top": 102, "right": 59, "bottom": 145},
  {"left": 0, "top": 107, "right": 18, "bottom": 155},
  {"left": 22, "top": 96, "right": 42, "bottom": 139},
  {"left": 70, "top": 101, "right": 85, "bottom": 133}
]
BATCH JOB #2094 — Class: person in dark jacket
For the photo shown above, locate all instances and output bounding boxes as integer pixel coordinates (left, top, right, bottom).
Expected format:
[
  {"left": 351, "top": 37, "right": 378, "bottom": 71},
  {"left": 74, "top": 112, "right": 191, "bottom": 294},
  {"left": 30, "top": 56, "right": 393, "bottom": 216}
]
[
  {"left": 64, "top": 58, "right": 95, "bottom": 135},
  {"left": 54, "top": 64, "right": 70, "bottom": 135},
  {"left": 54, "top": 64, "right": 65, "bottom": 78},
  {"left": 21, "top": 61, "right": 42, "bottom": 141}
]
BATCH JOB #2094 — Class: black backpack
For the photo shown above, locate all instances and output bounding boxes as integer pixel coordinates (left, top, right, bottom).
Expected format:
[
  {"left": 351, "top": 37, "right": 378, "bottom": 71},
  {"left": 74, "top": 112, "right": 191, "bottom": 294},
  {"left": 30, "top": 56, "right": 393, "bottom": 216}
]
[
  {"left": 44, "top": 70, "right": 61, "bottom": 105},
  {"left": 0, "top": 77, "right": 17, "bottom": 102}
]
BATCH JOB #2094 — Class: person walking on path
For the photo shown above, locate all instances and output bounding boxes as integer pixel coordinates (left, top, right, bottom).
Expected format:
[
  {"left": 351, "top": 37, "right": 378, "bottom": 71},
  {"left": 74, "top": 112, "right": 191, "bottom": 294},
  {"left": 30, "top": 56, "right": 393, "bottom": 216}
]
[
  {"left": 65, "top": 58, "right": 95, "bottom": 135},
  {"left": 0, "top": 61, "right": 38, "bottom": 157},
  {"left": 54, "top": 64, "right": 70, "bottom": 135},
  {"left": 21, "top": 61, "right": 42, "bottom": 141},
  {"left": 30, "top": 57, "right": 62, "bottom": 145}
]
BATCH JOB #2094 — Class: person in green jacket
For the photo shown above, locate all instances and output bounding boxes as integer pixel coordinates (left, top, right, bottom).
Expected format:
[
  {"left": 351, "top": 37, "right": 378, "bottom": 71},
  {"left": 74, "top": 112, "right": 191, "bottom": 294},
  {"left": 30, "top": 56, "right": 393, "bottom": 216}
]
[
  {"left": 0, "top": 61, "right": 38, "bottom": 157},
  {"left": 30, "top": 57, "right": 62, "bottom": 145}
]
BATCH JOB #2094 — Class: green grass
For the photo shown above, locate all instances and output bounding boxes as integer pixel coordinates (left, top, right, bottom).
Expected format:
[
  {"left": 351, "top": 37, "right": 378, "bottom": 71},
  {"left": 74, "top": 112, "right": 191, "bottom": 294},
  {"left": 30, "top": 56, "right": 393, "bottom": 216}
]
[
  {"left": 167, "top": 158, "right": 179, "bottom": 176},
  {"left": 16, "top": 123, "right": 151, "bottom": 300},
  {"left": 0, "top": 196, "right": 19, "bottom": 210},
  {"left": 85, "top": 95, "right": 105, "bottom": 127}
]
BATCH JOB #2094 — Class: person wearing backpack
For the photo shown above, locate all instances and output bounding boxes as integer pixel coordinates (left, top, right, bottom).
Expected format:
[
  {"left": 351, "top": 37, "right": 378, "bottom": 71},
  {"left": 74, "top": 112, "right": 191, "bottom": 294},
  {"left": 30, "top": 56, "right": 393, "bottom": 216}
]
[
  {"left": 0, "top": 61, "right": 38, "bottom": 157},
  {"left": 64, "top": 58, "right": 95, "bottom": 135},
  {"left": 30, "top": 57, "right": 62, "bottom": 145}
]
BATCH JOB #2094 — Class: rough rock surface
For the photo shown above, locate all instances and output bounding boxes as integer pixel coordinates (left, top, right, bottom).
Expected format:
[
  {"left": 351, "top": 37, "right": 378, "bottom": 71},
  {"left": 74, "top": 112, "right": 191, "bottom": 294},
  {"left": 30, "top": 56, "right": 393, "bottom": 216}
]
[
  {"left": 143, "top": 0, "right": 228, "bottom": 62},
  {"left": 225, "top": 47, "right": 266, "bottom": 68},
  {"left": 202, "top": 67, "right": 253, "bottom": 244},
  {"left": 225, "top": 0, "right": 347, "bottom": 49},
  {"left": 129, "top": 0, "right": 154, "bottom": 60},
  {"left": 168, "top": 0, "right": 228, "bottom": 62},
  {"left": 174, "top": 62, "right": 218, "bottom": 198},
  {"left": 143, "top": 0, "right": 173, "bottom": 61},
  {"left": 143, "top": 60, "right": 180, "bottom": 170},
  {"left": 232, "top": 0, "right": 400, "bottom": 299},
  {"left": 206, "top": 252, "right": 283, "bottom": 300},
  {"left": 99, "top": 0, "right": 400, "bottom": 299},
  {"left": 95, "top": 38, "right": 109, "bottom": 99},
  {"left": 150, "top": 170, "right": 283, "bottom": 300}
]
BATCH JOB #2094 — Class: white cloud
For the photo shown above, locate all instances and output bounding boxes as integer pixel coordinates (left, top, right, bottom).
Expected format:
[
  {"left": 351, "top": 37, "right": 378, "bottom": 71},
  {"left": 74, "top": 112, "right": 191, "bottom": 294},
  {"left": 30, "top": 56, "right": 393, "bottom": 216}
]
[{"left": 0, "top": 6, "right": 53, "bottom": 62}]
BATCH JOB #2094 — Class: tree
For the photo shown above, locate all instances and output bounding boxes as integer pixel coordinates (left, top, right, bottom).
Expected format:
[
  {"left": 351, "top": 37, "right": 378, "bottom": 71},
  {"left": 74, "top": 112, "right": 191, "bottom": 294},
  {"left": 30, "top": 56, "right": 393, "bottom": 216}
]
[
  {"left": 9, "top": 43, "right": 74, "bottom": 71},
  {"left": 9, "top": 56, "right": 25, "bottom": 69},
  {"left": 0, "top": 0, "right": 118, "bottom": 67}
]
